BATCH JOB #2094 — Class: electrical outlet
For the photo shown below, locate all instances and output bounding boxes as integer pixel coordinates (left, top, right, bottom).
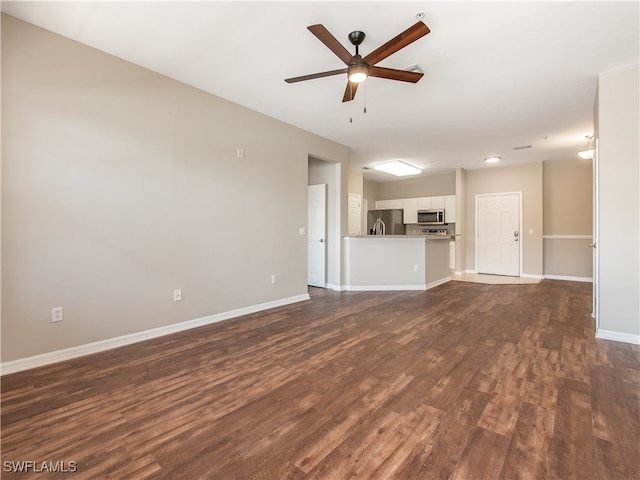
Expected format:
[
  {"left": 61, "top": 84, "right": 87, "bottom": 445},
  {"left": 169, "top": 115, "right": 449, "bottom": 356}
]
[
  {"left": 271, "top": 275, "right": 277, "bottom": 285},
  {"left": 52, "top": 307, "right": 63, "bottom": 323},
  {"left": 414, "top": 265, "right": 419, "bottom": 272},
  {"left": 174, "top": 289, "right": 182, "bottom": 301},
  {"left": 236, "top": 148, "right": 244, "bottom": 159},
  {"left": 299, "top": 227, "right": 306, "bottom": 236}
]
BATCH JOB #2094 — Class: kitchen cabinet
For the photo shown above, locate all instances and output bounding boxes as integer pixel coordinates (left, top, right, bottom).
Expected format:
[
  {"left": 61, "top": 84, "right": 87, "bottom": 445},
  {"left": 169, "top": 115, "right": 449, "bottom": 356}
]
[
  {"left": 375, "top": 195, "right": 456, "bottom": 225},
  {"left": 445, "top": 195, "right": 456, "bottom": 223},
  {"left": 430, "top": 196, "right": 445, "bottom": 209},
  {"left": 404, "top": 199, "right": 418, "bottom": 224},
  {"left": 418, "top": 197, "right": 432, "bottom": 210}
]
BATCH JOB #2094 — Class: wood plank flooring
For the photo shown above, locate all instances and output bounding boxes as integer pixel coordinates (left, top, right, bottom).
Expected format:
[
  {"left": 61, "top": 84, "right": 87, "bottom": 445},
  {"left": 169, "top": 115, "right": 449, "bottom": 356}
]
[{"left": 2, "top": 280, "right": 639, "bottom": 479}]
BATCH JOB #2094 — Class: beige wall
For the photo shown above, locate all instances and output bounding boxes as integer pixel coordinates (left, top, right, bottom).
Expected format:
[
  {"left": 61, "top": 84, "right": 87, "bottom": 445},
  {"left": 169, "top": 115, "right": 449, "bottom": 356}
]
[
  {"left": 465, "top": 163, "right": 544, "bottom": 276},
  {"left": 347, "top": 169, "right": 363, "bottom": 197},
  {"left": 1, "top": 15, "right": 348, "bottom": 362},
  {"left": 542, "top": 158, "right": 593, "bottom": 279},
  {"left": 372, "top": 171, "right": 456, "bottom": 202},
  {"left": 596, "top": 64, "right": 639, "bottom": 340},
  {"left": 363, "top": 180, "right": 380, "bottom": 207}
]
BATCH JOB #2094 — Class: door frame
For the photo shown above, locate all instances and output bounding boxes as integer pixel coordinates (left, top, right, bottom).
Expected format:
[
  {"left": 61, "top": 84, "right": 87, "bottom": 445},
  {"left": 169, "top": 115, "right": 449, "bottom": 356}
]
[
  {"left": 592, "top": 138, "right": 600, "bottom": 328},
  {"left": 474, "top": 191, "right": 523, "bottom": 276}
]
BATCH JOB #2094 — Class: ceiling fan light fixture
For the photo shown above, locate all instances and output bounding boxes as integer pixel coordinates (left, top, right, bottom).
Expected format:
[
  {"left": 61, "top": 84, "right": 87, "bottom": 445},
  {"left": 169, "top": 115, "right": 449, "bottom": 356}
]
[
  {"left": 374, "top": 160, "right": 421, "bottom": 177},
  {"left": 348, "top": 64, "right": 369, "bottom": 83}
]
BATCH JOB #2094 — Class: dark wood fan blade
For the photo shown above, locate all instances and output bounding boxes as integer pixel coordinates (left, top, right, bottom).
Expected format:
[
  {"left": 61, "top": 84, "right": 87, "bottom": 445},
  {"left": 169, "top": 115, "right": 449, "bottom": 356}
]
[
  {"left": 308, "top": 24, "right": 355, "bottom": 65},
  {"left": 363, "top": 21, "right": 430, "bottom": 66},
  {"left": 285, "top": 68, "right": 348, "bottom": 83},
  {"left": 368, "top": 66, "right": 424, "bottom": 83},
  {"left": 342, "top": 81, "right": 360, "bottom": 102}
]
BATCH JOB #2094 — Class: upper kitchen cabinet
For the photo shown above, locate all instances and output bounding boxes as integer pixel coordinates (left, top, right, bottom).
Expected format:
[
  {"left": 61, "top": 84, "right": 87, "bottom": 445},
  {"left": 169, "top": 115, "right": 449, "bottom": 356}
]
[
  {"left": 389, "top": 199, "right": 405, "bottom": 209},
  {"left": 375, "top": 200, "right": 390, "bottom": 209},
  {"left": 418, "top": 197, "right": 432, "bottom": 210},
  {"left": 430, "top": 196, "right": 445, "bottom": 209},
  {"left": 404, "top": 198, "right": 419, "bottom": 224},
  {"left": 444, "top": 195, "right": 456, "bottom": 223}
]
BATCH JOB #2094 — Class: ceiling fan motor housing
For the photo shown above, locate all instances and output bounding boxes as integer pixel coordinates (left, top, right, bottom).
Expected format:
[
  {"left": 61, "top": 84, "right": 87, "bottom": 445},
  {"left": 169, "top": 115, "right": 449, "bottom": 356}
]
[{"left": 348, "top": 31, "right": 366, "bottom": 47}]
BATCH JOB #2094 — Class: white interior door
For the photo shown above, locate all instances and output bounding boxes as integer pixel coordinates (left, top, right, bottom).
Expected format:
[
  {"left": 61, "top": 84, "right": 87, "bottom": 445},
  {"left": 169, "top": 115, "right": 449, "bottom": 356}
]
[
  {"left": 308, "top": 184, "right": 326, "bottom": 287},
  {"left": 477, "top": 193, "right": 521, "bottom": 276},
  {"left": 348, "top": 193, "right": 362, "bottom": 235},
  {"left": 592, "top": 139, "right": 599, "bottom": 327}
]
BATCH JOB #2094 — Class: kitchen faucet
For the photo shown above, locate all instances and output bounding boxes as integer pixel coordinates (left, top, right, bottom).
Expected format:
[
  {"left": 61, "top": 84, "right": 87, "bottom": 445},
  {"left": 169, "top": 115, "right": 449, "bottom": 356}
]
[{"left": 373, "top": 218, "right": 386, "bottom": 235}]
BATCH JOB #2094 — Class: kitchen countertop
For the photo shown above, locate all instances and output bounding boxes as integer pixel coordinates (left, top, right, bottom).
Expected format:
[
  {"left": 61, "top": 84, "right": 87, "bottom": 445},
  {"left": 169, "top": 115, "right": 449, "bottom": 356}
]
[{"left": 343, "top": 234, "right": 459, "bottom": 239}]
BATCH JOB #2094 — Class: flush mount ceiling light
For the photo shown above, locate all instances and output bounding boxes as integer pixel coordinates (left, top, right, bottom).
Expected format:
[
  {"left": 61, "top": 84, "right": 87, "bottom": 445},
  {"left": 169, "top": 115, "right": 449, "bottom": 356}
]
[
  {"left": 484, "top": 156, "right": 501, "bottom": 164},
  {"left": 374, "top": 160, "right": 422, "bottom": 177},
  {"left": 578, "top": 135, "right": 594, "bottom": 159}
]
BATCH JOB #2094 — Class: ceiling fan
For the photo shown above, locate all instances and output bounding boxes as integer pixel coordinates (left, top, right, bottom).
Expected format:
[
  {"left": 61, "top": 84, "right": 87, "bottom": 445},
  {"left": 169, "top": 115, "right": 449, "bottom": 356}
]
[{"left": 285, "top": 21, "right": 430, "bottom": 102}]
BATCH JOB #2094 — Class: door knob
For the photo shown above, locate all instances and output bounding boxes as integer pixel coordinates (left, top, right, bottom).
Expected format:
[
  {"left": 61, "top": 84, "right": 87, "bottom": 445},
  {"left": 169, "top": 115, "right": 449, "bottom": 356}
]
[
  {"left": 589, "top": 243, "right": 596, "bottom": 248},
  {"left": 514, "top": 231, "right": 520, "bottom": 237},
  {"left": 320, "top": 239, "right": 324, "bottom": 243}
]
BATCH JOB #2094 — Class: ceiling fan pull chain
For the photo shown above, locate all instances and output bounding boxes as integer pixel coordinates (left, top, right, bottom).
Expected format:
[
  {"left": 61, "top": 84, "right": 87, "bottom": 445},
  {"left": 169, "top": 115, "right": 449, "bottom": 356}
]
[
  {"left": 364, "top": 82, "right": 367, "bottom": 114},
  {"left": 349, "top": 82, "right": 354, "bottom": 123}
]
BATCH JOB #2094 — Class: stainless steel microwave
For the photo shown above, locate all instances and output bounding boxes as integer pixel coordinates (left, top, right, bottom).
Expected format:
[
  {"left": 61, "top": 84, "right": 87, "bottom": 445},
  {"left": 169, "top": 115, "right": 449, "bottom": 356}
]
[{"left": 417, "top": 209, "right": 445, "bottom": 225}]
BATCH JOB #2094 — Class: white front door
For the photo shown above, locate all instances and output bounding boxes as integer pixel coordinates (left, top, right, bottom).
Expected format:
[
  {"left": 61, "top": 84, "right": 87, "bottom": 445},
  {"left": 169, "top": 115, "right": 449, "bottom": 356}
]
[
  {"left": 308, "top": 184, "right": 326, "bottom": 287},
  {"left": 477, "top": 193, "right": 521, "bottom": 276}
]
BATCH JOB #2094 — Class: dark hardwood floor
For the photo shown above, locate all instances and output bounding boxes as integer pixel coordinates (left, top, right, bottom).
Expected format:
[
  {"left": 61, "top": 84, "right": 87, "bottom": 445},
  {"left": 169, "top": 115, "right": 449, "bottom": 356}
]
[{"left": 2, "top": 280, "right": 639, "bottom": 479}]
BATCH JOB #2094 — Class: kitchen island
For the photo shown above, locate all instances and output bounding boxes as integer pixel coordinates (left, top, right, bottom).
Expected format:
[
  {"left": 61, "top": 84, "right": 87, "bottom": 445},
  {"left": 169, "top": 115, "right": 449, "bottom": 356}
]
[{"left": 341, "top": 235, "right": 451, "bottom": 291}]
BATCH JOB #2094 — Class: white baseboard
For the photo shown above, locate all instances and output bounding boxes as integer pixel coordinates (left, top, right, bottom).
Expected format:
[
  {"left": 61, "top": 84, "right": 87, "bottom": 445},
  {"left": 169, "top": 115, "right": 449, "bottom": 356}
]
[
  {"left": 342, "top": 277, "right": 451, "bottom": 292},
  {"left": 521, "top": 273, "right": 545, "bottom": 280},
  {"left": 0, "top": 293, "right": 310, "bottom": 376},
  {"left": 426, "top": 277, "right": 452, "bottom": 290},
  {"left": 543, "top": 274, "right": 593, "bottom": 283},
  {"left": 596, "top": 329, "right": 640, "bottom": 345},
  {"left": 342, "top": 284, "right": 428, "bottom": 292}
]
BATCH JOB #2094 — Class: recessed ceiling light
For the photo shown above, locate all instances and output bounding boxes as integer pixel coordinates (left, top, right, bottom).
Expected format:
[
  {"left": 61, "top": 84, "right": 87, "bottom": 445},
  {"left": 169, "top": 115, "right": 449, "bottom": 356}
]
[
  {"left": 484, "top": 156, "right": 501, "bottom": 164},
  {"left": 373, "top": 160, "right": 422, "bottom": 176}
]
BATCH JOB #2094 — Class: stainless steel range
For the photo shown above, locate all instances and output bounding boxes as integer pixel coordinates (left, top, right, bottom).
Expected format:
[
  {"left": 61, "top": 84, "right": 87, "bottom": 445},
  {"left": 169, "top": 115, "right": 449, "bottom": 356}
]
[{"left": 421, "top": 228, "right": 449, "bottom": 236}]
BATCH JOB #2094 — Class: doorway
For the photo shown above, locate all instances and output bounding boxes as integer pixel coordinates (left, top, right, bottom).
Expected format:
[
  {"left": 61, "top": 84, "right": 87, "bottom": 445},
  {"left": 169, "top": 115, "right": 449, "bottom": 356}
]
[
  {"left": 308, "top": 184, "right": 326, "bottom": 287},
  {"left": 476, "top": 192, "right": 522, "bottom": 276}
]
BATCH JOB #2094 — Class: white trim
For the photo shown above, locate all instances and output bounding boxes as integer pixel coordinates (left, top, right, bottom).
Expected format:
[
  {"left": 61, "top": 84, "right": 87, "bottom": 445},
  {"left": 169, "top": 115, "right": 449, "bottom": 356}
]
[
  {"left": 596, "top": 329, "right": 640, "bottom": 345},
  {"left": 427, "top": 276, "right": 452, "bottom": 289},
  {"left": 543, "top": 274, "right": 593, "bottom": 283},
  {"left": 342, "top": 277, "right": 451, "bottom": 292},
  {"left": 0, "top": 294, "right": 310, "bottom": 376},
  {"left": 542, "top": 235, "right": 593, "bottom": 239},
  {"left": 343, "top": 284, "right": 428, "bottom": 291},
  {"left": 521, "top": 273, "right": 544, "bottom": 279},
  {"left": 325, "top": 283, "right": 343, "bottom": 292},
  {"left": 464, "top": 269, "right": 478, "bottom": 275}
]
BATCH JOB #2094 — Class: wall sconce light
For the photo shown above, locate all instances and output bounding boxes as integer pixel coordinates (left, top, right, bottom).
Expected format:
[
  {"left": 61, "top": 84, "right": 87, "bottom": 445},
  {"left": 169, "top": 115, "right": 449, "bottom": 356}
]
[{"left": 578, "top": 135, "right": 594, "bottom": 159}]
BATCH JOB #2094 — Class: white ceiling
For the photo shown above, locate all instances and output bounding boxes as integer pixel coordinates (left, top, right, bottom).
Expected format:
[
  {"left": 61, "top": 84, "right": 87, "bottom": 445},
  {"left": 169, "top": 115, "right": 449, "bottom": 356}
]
[{"left": 3, "top": 1, "right": 639, "bottom": 181}]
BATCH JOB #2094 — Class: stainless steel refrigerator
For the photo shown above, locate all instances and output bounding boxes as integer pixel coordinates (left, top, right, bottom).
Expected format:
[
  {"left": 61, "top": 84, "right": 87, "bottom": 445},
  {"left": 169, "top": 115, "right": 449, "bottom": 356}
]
[{"left": 367, "top": 209, "right": 406, "bottom": 235}]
